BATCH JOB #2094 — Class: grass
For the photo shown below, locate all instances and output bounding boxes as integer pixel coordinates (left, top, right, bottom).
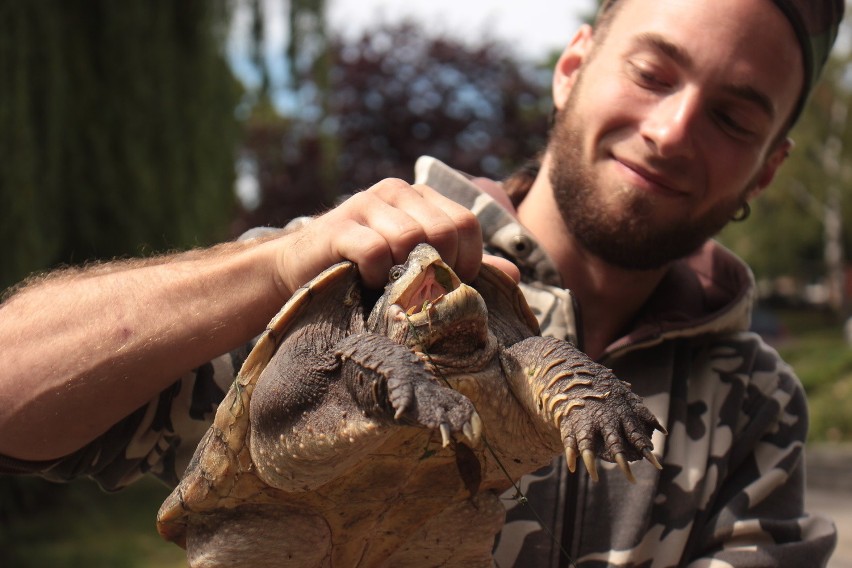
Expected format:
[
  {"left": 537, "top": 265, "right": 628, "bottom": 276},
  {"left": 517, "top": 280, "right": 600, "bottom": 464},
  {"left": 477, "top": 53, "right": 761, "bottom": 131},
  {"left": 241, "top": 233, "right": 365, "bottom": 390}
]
[
  {"left": 0, "top": 475, "right": 186, "bottom": 567},
  {"left": 772, "top": 308, "right": 852, "bottom": 443}
]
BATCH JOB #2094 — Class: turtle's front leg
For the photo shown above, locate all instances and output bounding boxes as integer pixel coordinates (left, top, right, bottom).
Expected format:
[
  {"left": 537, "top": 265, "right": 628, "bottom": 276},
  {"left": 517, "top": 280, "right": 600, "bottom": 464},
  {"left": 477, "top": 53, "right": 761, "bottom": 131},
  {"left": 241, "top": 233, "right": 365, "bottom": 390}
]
[
  {"left": 249, "top": 332, "right": 480, "bottom": 492},
  {"left": 335, "top": 332, "right": 482, "bottom": 447},
  {"left": 501, "top": 336, "right": 664, "bottom": 481}
]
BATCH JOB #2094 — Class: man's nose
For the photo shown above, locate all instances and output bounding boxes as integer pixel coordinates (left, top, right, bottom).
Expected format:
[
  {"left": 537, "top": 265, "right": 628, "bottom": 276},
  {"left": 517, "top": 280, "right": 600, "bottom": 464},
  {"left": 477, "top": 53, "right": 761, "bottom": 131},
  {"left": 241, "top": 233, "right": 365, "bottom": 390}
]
[{"left": 639, "top": 88, "right": 699, "bottom": 159}]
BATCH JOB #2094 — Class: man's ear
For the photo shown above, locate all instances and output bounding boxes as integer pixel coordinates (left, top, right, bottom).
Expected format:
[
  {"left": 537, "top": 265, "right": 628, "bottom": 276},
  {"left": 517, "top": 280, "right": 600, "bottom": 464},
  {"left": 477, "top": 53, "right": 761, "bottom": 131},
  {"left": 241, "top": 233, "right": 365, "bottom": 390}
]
[
  {"left": 553, "top": 25, "right": 595, "bottom": 111},
  {"left": 750, "top": 137, "right": 794, "bottom": 198}
]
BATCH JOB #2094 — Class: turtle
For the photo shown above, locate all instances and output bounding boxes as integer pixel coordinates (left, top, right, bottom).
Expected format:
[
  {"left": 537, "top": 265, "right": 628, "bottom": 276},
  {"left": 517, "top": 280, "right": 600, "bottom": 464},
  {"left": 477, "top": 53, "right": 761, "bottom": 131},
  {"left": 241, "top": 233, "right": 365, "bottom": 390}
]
[{"left": 156, "top": 243, "right": 664, "bottom": 567}]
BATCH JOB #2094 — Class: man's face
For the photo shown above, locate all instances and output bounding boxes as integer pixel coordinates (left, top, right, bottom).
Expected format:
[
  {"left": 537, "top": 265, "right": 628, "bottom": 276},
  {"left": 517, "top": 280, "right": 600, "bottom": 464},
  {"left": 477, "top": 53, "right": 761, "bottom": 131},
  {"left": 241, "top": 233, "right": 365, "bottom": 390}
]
[{"left": 548, "top": 0, "right": 802, "bottom": 270}]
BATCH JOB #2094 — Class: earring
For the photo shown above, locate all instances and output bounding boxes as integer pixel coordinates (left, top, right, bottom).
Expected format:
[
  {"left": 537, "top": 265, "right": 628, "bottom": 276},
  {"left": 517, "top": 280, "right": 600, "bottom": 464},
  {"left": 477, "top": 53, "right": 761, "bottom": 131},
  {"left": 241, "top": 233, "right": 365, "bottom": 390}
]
[{"left": 732, "top": 202, "right": 751, "bottom": 222}]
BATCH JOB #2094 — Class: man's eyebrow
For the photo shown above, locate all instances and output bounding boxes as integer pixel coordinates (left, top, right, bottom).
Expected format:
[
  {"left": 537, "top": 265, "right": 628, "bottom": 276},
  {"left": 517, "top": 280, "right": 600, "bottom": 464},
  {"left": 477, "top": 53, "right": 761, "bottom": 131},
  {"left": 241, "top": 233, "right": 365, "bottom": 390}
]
[
  {"left": 633, "top": 32, "right": 776, "bottom": 119},
  {"left": 634, "top": 32, "right": 693, "bottom": 69}
]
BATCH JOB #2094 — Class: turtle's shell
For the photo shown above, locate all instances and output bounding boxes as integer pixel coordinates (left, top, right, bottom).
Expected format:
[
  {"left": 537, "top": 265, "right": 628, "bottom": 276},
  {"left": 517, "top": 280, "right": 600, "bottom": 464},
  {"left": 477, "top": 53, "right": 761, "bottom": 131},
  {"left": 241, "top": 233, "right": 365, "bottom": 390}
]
[
  {"left": 156, "top": 248, "right": 544, "bottom": 549},
  {"left": 156, "top": 260, "right": 360, "bottom": 545},
  {"left": 156, "top": 243, "right": 665, "bottom": 568}
]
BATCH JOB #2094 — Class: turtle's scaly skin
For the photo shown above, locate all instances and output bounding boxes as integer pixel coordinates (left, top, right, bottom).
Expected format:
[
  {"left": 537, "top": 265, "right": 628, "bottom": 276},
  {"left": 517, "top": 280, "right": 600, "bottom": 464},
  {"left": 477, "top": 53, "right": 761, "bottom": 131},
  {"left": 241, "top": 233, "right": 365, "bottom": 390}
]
[{"left": 157, "top": 244, "right": 664, "bottom": 567}]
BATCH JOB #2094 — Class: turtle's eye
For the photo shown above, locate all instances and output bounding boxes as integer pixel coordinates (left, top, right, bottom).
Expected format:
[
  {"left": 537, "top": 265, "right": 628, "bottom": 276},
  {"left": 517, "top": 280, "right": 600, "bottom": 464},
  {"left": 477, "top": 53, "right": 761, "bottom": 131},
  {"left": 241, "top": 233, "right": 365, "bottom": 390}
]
[{"left": 389, "top": 265, "right": 406, "bottom": 282}]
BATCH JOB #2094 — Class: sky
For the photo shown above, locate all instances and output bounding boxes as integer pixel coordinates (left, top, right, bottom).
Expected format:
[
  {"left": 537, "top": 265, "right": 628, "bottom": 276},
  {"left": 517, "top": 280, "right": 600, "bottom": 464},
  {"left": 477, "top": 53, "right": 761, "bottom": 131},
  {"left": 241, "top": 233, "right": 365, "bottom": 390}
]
[
  {"left": 228, "top": 0, "right": 596, "bottom": 97},
  {"left": 326, "top": 0, "right": 596, "bottom": 60}
]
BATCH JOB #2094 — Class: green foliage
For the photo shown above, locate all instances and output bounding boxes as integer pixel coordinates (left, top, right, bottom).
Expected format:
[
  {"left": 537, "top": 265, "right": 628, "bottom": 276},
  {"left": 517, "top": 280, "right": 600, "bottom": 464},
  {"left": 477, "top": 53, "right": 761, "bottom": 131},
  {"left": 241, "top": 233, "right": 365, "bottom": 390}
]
[
  {"left": 0, "top": 476, "right": 185, "bottom": 567},
  {"left": 0, "top": 1, "right": 241, "bottom": 290},
  {"left": 808, "top": 375, "right": 852, "bottom": 443},
  {"left": 719, "top": 50, "right": 852, "bottom": 285},
  {"left": 774, "top": 309, "right": 852, "bottom": 442}
]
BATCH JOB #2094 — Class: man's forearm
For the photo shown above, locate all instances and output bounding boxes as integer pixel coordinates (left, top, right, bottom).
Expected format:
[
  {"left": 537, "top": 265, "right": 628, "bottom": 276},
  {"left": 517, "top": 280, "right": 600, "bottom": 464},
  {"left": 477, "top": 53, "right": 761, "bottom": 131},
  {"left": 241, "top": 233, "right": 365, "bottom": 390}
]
[{"left": 0, "top": 237, "right": 289, "bottom": 461}]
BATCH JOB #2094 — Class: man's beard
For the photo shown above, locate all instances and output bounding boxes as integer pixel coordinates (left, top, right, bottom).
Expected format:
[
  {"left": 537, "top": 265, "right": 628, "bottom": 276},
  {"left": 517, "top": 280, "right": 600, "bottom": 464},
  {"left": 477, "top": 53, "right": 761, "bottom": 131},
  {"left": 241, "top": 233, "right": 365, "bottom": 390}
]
[{"left": 548, "top": 96, "right": 749, "bottom": 271}]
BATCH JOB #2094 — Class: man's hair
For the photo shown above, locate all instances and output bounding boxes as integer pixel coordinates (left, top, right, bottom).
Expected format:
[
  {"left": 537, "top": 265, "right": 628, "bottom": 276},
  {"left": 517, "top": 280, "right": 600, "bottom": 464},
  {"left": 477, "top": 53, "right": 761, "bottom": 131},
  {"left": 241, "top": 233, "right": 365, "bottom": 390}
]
[{"left": 592, "top": 0, "right": 625, "bottom": 35}]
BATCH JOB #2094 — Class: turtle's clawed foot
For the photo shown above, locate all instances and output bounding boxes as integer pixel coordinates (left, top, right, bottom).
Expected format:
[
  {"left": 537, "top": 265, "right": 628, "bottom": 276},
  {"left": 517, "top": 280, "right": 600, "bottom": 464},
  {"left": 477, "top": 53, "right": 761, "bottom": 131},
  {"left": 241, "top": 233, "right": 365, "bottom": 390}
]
[
  {"left": 558, "top": 405, "right": 663, "bottom": 483},
  {"left": 551, "top": 363, "right": 665, "bottom": 482},
  {"left": 388, "top": 375, "right": 481, "bottom": 446}
]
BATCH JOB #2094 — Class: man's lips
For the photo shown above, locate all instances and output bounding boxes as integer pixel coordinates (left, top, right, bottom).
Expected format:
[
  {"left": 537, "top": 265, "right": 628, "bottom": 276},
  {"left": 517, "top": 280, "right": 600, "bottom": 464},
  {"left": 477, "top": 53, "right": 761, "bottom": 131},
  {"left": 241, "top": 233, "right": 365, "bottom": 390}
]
[{"left": 614, "top": 157, "right": 688, "bottom": 196}]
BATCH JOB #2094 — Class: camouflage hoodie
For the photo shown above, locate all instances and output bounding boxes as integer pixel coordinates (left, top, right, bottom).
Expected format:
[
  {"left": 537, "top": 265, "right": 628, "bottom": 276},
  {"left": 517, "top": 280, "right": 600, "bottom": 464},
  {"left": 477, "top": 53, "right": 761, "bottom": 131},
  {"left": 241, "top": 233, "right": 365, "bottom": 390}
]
[
  {"left": 1, "top": 157, "right": 838, "bottom": 567},
  {"left": 414, "top": 156, "right": 838, "bottom": 567}
]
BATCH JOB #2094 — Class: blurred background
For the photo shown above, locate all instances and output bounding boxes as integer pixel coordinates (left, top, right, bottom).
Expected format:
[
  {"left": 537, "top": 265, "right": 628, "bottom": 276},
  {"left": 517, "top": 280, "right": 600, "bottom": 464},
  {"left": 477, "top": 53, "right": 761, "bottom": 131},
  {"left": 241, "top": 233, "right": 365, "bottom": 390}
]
[{"left": 0, "top": 0, "right": 850, "bottom": 565}]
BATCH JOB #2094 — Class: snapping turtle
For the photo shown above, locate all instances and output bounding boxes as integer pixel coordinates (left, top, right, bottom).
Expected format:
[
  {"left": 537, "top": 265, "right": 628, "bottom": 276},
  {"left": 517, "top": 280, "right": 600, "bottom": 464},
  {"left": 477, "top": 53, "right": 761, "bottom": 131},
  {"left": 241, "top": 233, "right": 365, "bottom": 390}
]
[{"left": 157, "top": 243, "right": 663, "bottom": 567}]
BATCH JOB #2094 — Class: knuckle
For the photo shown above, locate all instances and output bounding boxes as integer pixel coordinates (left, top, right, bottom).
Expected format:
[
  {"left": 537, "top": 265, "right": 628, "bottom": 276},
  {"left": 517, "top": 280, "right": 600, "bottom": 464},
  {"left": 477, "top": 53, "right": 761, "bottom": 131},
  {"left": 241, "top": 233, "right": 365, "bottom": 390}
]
[
  {"left": 324, "top": 196, "right": 364, "bottom": 224},
  {"left": 370, "top": 178, "right": 412, "bottom": 197},
  {"left": 410, "top": 182, "right": 435, "bottom": 195},
  {"left": 394, "top": 221, "right": 427, "bottom": 251},
  {"left": 425, "top": 220, "right": 458, "bottom": 245},
  {"left": 353, "top": 242, "right": 394, "bottom": 286},
  {"left": 451, "top": 208, "right": 480, "bottom": 234}
]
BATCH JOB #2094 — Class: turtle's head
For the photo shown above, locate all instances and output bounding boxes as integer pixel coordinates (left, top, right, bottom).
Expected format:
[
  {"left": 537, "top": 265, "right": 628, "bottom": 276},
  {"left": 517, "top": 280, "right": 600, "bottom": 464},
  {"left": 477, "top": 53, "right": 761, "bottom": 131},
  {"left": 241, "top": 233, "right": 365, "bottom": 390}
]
[{"left": 367, "top": 244, "right": 491, "bottom": 358}]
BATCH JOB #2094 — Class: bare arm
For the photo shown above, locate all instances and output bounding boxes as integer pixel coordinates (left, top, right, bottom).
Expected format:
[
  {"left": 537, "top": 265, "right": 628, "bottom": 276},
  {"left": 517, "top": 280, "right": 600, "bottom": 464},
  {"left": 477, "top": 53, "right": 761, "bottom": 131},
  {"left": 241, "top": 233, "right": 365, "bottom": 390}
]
[
  {"left": 0, "top": 179, "right": 486, "bottom": 462},
  {"left": 0, "top": 237, "right": 290, "bottom": 461}
]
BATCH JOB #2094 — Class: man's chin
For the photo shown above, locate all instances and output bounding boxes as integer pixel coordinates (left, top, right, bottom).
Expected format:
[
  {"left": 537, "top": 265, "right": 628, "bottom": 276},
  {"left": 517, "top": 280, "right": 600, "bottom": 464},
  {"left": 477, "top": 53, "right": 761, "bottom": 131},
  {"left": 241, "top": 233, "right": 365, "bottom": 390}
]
[{"left": 572, "top": 219, "right": 708, "bottom": 271}]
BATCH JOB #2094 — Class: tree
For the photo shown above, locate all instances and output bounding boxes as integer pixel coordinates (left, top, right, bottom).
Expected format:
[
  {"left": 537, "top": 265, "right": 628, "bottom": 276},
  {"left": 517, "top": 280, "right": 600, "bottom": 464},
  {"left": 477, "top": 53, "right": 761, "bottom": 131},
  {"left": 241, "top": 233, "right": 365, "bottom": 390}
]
[
  {"left": 328, "top": 22, "right": 550, "bottom": 193},
  {"left": 233, "top": 21, "right": 552, "bottom": 233},
  {"left": 0, "top": 0, "right": 241, "bottom": 550},
  {"left": 719, "top": 49, "right": 852, "bottom": 311},
  {"left": 0, "top": 1, "right": 240, "bottom": 291}
]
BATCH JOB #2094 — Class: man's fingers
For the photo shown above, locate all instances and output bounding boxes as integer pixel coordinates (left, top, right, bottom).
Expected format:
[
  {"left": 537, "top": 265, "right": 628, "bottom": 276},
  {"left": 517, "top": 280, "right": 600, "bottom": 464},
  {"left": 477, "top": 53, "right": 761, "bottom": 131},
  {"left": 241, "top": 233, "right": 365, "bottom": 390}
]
[
  {"left": 347, "top": 184, "right": 432, "bottom": 265},
  {"left": 482, "top": 255, "right": 521, "bottom": 284},
  {"left": 275, "top": 177, "right": 486, "bottom": 292},
  {"left": 327, "top": 221, "right": 396, "bottom": 289},
  {"left": 335, "top": 179, "right": 483, "bottom": 284},
  {"left": 414, "top": 185, "right": 483, "bottom": 283},
  {"left": 360, "top": 180, "right": 482, "bottom": 276}
]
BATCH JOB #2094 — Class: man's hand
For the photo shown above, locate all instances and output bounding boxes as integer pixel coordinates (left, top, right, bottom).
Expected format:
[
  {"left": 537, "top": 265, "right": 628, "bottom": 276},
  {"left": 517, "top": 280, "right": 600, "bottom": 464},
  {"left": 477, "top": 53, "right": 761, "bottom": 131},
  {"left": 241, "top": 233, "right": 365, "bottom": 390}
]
[{"left": 274, "top": 178, "right": 487, "bottom": 295}]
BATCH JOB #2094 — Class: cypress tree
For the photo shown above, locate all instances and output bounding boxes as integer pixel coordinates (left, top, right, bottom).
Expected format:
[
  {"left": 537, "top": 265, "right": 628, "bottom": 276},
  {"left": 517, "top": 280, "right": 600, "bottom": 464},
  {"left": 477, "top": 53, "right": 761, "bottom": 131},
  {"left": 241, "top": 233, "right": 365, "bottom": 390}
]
[{"left": 0, "top": 1, "right": 240, "bottom": 290}]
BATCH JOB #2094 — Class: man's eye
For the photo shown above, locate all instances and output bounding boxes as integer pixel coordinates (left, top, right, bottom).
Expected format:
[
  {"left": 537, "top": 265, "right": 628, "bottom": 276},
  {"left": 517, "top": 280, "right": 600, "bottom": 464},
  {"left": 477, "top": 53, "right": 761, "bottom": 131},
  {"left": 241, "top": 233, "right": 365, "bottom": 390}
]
[
  {"left": 714, "top": 111, "right": 755, "bottom": 139},
  {"left": 627, "top": 61, "right": 669, "bottom": 89}
]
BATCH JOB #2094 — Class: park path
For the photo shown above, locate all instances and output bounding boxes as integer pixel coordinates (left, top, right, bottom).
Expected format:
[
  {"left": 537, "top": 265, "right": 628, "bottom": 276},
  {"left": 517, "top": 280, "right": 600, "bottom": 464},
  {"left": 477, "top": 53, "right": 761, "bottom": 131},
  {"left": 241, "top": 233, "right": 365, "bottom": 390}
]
[{"left": 807, "top": 445, "right": 852, "bottom": 568}]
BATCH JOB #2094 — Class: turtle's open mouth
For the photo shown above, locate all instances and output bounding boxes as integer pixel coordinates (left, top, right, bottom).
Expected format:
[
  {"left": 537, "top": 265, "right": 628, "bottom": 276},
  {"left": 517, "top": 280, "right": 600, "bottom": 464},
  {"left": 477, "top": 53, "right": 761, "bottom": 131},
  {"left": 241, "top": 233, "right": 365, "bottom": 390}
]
[
  {"left": 390, "top": 260, "right": 489, "bottom": 355},
  {"left": 396, "top": 263, "right": 461, "bottom": 315}
]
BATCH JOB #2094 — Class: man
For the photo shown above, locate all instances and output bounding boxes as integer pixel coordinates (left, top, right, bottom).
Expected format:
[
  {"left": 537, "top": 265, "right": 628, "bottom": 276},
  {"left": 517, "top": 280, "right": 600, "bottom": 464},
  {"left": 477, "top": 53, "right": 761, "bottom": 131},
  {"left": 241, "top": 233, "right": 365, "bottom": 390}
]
[{"left": 0, "top": 0, "right": 844, "bottom": 565}]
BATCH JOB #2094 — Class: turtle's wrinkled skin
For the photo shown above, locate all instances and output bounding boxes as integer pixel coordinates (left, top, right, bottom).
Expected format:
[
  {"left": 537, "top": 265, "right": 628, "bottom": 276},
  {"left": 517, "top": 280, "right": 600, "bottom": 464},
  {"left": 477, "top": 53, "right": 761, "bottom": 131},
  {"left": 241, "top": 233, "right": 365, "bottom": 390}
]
[{"left": 157, "top": 243, "right": 664, "bottom": 567}]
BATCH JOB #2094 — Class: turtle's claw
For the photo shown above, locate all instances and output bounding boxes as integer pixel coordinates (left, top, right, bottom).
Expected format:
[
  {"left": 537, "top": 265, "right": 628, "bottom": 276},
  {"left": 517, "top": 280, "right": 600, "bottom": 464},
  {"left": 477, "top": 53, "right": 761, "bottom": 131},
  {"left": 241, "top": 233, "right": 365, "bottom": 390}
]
[
  {"left": 582, "top": 449, "right": 598, "bottom": 482},
  {"left": 463, "top": 423, "right": 474, "bottom": 443},
  {"left": 462, "top": 413, "right": 482, "bottom": 446},
  {"left": 440, "top": 423, "right": 451, "bottom": 447},
  {"left": 643, "top": 448, "right": 663, "bottom": 470},
  {"left": 564, "top": 446, "right": 578, "bottom": 473},
  {"left": 615, "top": 453, "right": 635, "bottom": 483}
]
